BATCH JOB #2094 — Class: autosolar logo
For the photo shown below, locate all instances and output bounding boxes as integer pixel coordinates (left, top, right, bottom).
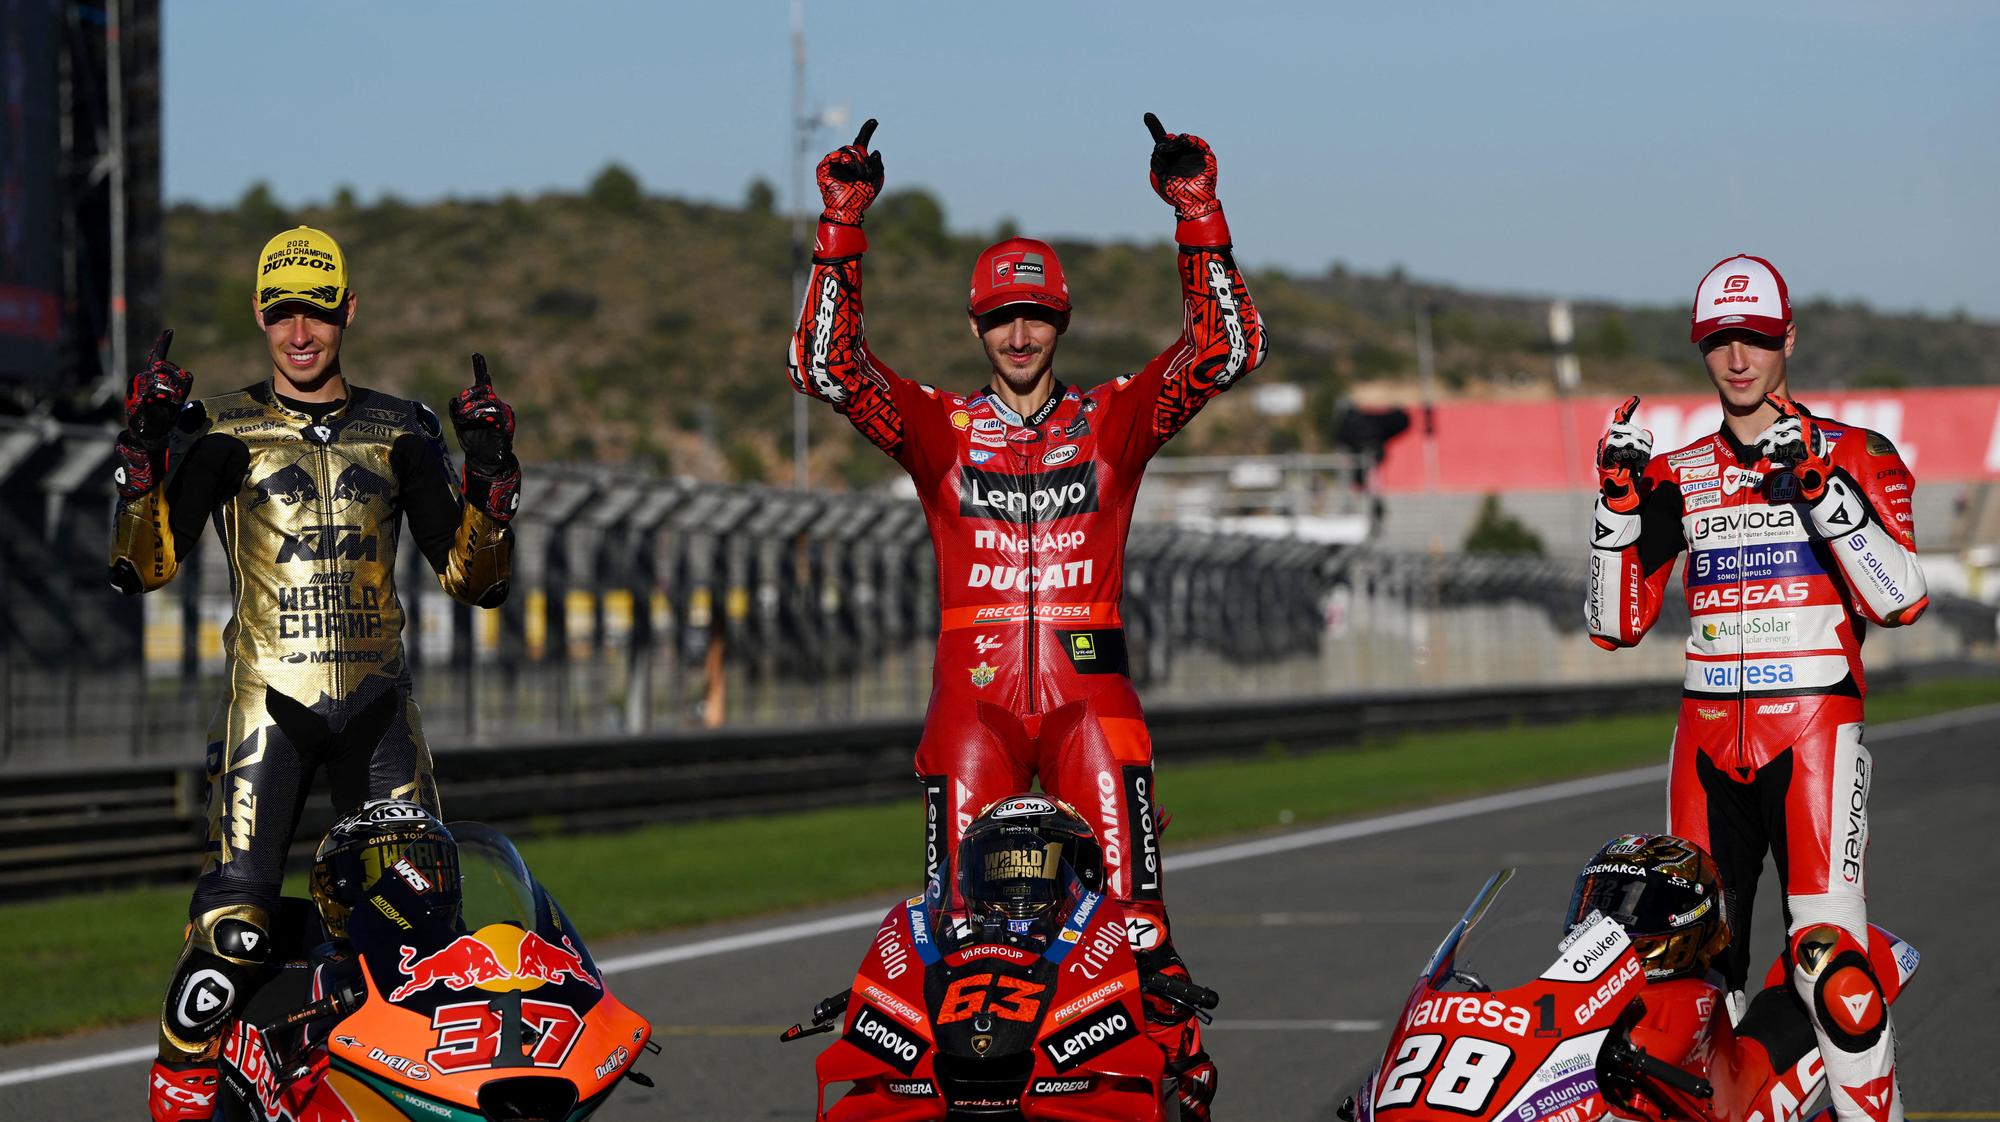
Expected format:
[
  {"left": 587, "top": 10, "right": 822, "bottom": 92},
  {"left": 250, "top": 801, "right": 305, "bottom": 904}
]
[{"left": 958, "top": 463, "right": 1099, "bottom": 523}]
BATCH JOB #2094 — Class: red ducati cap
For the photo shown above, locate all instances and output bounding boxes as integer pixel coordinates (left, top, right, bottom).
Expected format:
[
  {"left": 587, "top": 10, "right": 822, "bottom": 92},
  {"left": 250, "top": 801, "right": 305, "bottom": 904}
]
[{"left": 969, "top": 237, "right": 1071, "bottom": 318}]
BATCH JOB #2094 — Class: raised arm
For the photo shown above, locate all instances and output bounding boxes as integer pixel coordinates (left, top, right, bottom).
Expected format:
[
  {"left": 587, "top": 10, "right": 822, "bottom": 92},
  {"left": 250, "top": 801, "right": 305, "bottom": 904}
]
[
  {"left": 786, "top": 121, "right": 911, "bottom": 457},
  {"left": 110, "top": 330, "right": 206, "bottom": 594},
  {"left": 1586, "top": 397, "right": 1684, "bottom": 649},
  {"left": 1136, "top": 114, "right": 1267, "bottom": 444},
  {"left": 1756, "top": 397, "right": 1927, "bottom": 626}
]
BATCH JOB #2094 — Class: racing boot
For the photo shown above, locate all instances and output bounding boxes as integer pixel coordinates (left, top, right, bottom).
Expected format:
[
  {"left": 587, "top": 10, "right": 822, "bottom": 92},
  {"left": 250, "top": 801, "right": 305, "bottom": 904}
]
[
  {"left": 147, "top": 1058, "right": 219, "bottom": 1122},
  {"left": 1139, "top": 944, "right": 1217, "bottom": 1119}
]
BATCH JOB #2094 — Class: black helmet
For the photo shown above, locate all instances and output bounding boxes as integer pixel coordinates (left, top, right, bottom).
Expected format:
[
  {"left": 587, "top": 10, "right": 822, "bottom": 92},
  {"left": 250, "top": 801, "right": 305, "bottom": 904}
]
[
  {"left": 956, "top": 794, "right": 1103, "bottom": 923},
  {"left": 1566, "top": 833, "right": 1729, "bottom": 980},
  {"left": 310, "top": 799, "right": 461, "bottom": 940}
]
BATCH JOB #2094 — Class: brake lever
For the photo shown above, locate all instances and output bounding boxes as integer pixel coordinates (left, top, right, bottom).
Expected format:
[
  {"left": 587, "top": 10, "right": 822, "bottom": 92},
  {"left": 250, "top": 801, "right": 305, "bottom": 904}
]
[{"left": 780, "top": 988, "right": 852, "bottom": 1042}]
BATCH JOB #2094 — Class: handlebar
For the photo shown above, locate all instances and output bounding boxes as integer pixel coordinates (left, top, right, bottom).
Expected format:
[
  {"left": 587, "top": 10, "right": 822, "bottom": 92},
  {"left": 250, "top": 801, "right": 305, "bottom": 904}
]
[
  {"left": 1143, "top": 973, "right": 1220, "bottom": 1024},
  {"left": 1632, "top": 1049, "right": 1713, "bottom": 1099},
  {"left": 780, "top": 988, "right": 852, "bottom": 1043}
]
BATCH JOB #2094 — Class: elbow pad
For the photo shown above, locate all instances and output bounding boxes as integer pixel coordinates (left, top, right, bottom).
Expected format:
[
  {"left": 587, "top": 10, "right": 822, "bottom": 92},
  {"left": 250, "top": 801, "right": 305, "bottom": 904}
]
[
  {"left": 108, "top": 489, "right": 180, "bottom": 595},
  {"left": 1812, "top": 476, "right": 1928, "bottom": 624},
  {"left": 1585, "top": 500, "right": 1643, "bottom": 647},
  {"left": 440, "top": 506, "right": 513, "bottom": 608}
]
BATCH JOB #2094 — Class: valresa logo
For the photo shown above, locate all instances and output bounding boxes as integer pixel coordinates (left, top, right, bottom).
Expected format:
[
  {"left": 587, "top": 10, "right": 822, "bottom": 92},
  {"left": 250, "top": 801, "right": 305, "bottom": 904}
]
[
  {"left": 1040, "top": 1005, "right": 1137, "bottom": 1071},
  {"left": 1723, "top": 274, "right": 1750, "bottom": 293},
  {"left": 958, "top": 463, "right": 1099, "bottom": 523}
]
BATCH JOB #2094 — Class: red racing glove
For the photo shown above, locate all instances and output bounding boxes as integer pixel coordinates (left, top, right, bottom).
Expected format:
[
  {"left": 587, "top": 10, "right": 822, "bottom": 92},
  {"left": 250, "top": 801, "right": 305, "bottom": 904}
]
[
  {"left": 1595, "top": 395, "right": 1652, "bottom": 513},
  {"left": 816, "top": 119, "right": 883, "bottom": 227},
  {"left": 125, "top": 329, "right": 192, "bottom": 452},
  {"left": 1145, "top": 112, "right": 1229, "bottom": 247},
  {"left": 449, "top": 353, "right": 520, "bottom": 521},
  {"left": 1169, "top": 1049, "right": 1218, "bottom": 1122},
  {"left": 1754, "top": 393, "right": 1832, "bottom": 502}
]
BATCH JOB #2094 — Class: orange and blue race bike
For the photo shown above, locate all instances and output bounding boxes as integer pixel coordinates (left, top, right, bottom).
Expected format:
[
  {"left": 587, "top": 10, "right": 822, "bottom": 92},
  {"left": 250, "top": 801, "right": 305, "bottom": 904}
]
[
  {"left": 211, "top": 823, "right": 654, "bottom": 1121},
  {"left": 1339, "top": 869, "right": 1919, "bottom": 1122},
  {"left": 784, "top": 878, "right": 1212, "bottom": 1121}
]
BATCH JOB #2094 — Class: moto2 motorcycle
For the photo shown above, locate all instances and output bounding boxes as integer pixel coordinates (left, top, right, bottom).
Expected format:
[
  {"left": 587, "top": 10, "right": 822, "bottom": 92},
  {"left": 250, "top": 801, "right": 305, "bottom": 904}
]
[
  {"left": 784, "top": 885, "right": 1215, "bottom": 1120},
  {"left": 1338, "top": 869, "right": 1919, "bottom": 1122},
  {"left": 212, "top": 822, "right": 655, "bottom": 1121}
]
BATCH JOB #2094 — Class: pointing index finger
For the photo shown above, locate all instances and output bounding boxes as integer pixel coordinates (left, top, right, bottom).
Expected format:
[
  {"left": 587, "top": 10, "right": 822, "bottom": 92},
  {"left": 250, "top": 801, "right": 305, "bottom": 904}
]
[
  {"left": 1612, "top": 394, "right": 1641, "bottom": 425},
  {"left": 853, "top": 118, "right": 877, "bottom": 151},
  {"left": 470, "top": 353, "right": 490, "bottom": 389},
  {"left": 1143, "top": 112, "right": 1167, "bottom": 144},
  {"left": 149, "top": 329, "right": 174, "bottom": 365}
]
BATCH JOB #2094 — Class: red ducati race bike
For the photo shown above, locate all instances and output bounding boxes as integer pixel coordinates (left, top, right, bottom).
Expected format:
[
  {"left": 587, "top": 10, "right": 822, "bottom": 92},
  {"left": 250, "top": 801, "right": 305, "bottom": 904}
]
[
  {"left": 1339, "top": 869, "right": 1919, "bottom": 1122},
  {"left": 784, "top": 798, "right": 1217, "bottom": 1120},
  {"left": 209, "top": 822, "right": 654, "bottom": 1121}
]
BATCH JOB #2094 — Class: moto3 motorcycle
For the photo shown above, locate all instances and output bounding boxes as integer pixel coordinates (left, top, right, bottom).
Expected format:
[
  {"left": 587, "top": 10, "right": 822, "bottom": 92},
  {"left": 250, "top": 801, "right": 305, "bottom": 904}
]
[
  {"left": 211, "top": 822, "right": 655, "bottom": 1121},
  {"left": 784, "top": 886, "right": 1215, "bottom": 1120},
  {"left": 1339, "top": 869, "right": 1919, "bottom": 1122}
]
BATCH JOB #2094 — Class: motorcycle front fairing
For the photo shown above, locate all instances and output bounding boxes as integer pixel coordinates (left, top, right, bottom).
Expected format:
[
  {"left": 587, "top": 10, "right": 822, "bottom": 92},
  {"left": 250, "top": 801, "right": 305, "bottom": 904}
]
[
  {"left": 1352, "top": 870, "right": 1646, "bottom": 1122},
  {"left": 221, "top": 823, "right": 651, "bottom": 1121},
  {"left": 818, "top": 886, "right": 1164, "bottom": 1121}
]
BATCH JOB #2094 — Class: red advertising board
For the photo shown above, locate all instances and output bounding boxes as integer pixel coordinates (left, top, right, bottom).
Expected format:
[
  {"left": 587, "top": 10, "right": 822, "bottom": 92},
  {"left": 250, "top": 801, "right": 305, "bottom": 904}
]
[{"left": 1374, "top": 388, "right": 2000, "bottom": 493}]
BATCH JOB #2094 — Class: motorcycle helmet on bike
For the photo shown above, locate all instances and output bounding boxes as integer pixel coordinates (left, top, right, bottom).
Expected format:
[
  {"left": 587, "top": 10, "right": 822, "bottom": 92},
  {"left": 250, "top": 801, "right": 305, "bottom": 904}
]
[
  {"left": 1566, "top": 833, "right": 1729, "bottom": 981},
  {"left": 956, "top": 794, "right": 1103, "bottom": 925},
  {"left": 310, "top": 799, "right": 461, "bottom": 940}
]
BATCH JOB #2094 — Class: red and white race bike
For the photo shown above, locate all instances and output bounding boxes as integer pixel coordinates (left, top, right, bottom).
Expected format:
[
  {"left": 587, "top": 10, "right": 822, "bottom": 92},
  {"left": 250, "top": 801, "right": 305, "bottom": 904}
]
[{"left": 1339, "top": 869, "right": 1919, "bottom": 1122}]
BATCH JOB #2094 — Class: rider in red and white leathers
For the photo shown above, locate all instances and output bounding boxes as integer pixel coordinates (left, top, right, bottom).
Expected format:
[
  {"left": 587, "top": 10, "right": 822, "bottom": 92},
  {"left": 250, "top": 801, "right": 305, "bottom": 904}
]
[
  {"left": 1585, "top": 255, "right": 1926, "bottom": 1122},
  {"left": 788, "top": 116, "right": 1263, "bottom": 1115}
]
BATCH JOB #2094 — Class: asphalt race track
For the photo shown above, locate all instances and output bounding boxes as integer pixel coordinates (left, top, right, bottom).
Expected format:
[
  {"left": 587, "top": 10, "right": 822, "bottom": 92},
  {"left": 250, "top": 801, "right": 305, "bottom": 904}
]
[{"left": 4, "top": 706, "right": 1995, "bottom": 1119}]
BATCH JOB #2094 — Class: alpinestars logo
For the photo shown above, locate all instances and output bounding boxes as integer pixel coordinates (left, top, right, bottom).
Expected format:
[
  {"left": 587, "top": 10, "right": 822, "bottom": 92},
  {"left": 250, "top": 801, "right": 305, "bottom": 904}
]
[{"left": 958, "top": 463, "right": 1099, "bottom": 523}]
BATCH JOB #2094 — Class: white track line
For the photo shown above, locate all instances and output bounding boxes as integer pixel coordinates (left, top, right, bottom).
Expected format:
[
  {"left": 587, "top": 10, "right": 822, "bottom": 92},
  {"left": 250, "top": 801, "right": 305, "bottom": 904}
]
[{"left": 3, "top": 702, "right": 1990, "bottom": 1089}]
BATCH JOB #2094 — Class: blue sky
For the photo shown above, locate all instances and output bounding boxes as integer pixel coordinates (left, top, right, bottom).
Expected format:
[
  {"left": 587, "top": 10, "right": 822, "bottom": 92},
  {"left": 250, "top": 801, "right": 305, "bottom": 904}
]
[{"left": 164, "top": 1, "right": 2000, "bottom": 318}]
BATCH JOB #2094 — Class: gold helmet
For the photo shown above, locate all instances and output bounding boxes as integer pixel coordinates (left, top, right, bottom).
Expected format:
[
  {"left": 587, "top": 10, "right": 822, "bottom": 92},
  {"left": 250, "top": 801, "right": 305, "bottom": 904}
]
[{"left": 1566, "top": 834, "right": 1729, "bottom": 980}]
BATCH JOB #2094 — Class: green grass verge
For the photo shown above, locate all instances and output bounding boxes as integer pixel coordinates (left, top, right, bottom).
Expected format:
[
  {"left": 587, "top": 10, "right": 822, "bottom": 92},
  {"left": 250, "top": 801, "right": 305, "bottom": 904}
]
[{"left": 4, "top": 675, "right": 1995, "bottom": 1044}]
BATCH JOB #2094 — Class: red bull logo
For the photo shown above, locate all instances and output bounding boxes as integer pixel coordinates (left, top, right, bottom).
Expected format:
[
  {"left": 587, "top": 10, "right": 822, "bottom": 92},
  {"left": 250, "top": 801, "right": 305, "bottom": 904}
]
[{"left": 390, "top": 925, "right": 600, "bottom": 1001}]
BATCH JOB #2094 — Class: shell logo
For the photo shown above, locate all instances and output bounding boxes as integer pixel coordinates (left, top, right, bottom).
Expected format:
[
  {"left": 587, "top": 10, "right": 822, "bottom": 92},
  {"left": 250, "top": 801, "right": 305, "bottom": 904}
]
[{"left": 951, "top": 410, "right": 972, "bottom": 430}]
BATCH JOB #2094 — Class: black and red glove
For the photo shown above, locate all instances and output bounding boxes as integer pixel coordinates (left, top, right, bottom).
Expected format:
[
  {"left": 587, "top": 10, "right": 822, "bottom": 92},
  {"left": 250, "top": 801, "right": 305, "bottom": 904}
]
[
  {"left": 1754, "top": 393, "right": 1832, "bottom": 502},
  {"left": 1595, "top": 395, "right": 1653, "bottom": 514},
  {"left": 125, "top": 329, "right": 192, "bottom": 452},
  {"left": 1145, "top": 112, "right": 1228, "bottom": 246},
  {"left": 1168, "top": 1049, "right": 1218, "bottom": 1122},
  {"left": 816, "top": 119, "right": 883, "bottom": 227},
  {"left": 449, "top": 353, "right": 520, "bottom": 521}
]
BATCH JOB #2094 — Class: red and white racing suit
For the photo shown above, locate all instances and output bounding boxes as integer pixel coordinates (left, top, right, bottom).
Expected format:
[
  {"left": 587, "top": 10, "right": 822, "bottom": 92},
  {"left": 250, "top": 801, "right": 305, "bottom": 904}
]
[
  {"left": 787, "top": 219, "right": 1264, "bottom": 960},
  {"left": 1586, "top": 416, "right": 1927, "bottom": 1122}
]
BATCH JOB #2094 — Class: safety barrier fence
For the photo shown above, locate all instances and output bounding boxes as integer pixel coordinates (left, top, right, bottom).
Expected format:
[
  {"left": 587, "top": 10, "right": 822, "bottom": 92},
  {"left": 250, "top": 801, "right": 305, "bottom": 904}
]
[{"left": 5, "top": 660, "right": 1989, "bottom": 902}]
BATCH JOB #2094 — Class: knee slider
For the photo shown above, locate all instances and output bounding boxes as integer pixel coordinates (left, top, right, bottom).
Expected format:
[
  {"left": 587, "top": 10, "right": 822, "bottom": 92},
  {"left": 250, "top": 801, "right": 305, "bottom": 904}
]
[
  {"left": 1790, "top": 924, "right": 1886, "bottom": 1053},
  {"left": 161, "top": 905, "right": 271, "bottom": 1055}
]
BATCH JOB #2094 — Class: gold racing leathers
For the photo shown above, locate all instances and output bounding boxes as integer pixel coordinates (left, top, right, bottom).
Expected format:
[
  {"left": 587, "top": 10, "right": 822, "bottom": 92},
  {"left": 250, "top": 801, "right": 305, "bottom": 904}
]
[{"left": 110, "top": 379, "right": 511, "bottom": 1063}]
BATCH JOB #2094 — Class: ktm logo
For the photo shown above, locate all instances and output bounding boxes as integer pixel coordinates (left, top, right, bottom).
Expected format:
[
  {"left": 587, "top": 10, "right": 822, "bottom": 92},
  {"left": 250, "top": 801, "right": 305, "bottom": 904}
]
[{"left": 1723, "top": 274, "right": 1750, "bottom": 293}]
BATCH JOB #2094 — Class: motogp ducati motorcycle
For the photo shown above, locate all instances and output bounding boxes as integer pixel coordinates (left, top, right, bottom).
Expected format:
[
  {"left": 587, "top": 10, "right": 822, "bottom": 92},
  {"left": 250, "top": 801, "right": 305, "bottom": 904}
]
[
  {"left": 211, "top": 823, "right": 655, "bottom": 1121},
  {"left": 784, "top": 886, "right": 1215, "bottom": 1120},
  {"left": 1338, "top": 870, "right": 1919, "bottom": 1122}
]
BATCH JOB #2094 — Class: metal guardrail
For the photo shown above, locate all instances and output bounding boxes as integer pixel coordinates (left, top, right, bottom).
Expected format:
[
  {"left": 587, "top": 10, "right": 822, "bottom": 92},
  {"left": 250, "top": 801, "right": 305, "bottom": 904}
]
[{"left": 0, "top": 669, "right": 1919, "bottom": 902}]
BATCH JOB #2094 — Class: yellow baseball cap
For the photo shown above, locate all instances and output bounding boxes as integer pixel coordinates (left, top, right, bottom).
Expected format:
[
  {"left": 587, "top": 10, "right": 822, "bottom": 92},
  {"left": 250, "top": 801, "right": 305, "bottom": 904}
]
[{"left": 254, "top": 226, "right": 350, "bottom": 314}]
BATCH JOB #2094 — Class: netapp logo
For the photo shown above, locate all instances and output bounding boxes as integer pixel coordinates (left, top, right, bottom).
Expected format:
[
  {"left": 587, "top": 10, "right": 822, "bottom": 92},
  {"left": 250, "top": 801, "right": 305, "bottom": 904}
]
[{"left": 958, "top": 464, "right": 1099, "bottom": 523}]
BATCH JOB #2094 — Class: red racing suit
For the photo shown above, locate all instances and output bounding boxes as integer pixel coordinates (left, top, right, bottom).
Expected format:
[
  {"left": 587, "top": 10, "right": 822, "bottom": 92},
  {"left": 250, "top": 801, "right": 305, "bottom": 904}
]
[
  {"left": 1585, "top": 416, "right": 1925, "bottom": 1122},
  {"left": 787, "top": 219, "right": 1265, "bottom": 958}
]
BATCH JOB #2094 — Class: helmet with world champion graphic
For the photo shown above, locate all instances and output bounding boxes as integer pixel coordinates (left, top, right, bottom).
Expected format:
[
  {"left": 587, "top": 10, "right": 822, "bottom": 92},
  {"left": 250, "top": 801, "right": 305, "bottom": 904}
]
[
  {"left": 1566, "top": 833, "right": 1730, "bottom": 981},
  {"left": 956, "top": 794, "right": 1104, "bottom": 927},
  {"left": 310, "top": 798, "right": 461, "bottom": 940}
]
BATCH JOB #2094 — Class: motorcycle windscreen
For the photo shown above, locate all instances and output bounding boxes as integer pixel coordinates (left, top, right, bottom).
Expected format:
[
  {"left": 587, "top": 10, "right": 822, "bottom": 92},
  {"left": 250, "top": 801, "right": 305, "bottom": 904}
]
[
  {"left": 322, "top": 822, "right": 648, "bottom": 1116},
  {"left": 1365, "top": 909, "right": 1646, "bottom": 1122}
]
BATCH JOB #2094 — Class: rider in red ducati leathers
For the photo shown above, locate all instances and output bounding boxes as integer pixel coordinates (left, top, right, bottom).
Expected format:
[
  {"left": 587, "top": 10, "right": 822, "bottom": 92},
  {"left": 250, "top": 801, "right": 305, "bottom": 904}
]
[
  {"left": 788, "top": 115, "right": 1264, "bottom": 1117},
  {"left": 1585, "top": 255, "right": 1926, "bottom": 1122}
]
